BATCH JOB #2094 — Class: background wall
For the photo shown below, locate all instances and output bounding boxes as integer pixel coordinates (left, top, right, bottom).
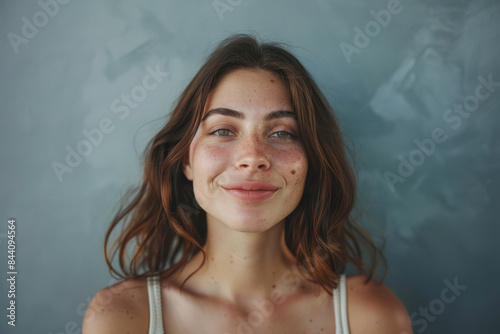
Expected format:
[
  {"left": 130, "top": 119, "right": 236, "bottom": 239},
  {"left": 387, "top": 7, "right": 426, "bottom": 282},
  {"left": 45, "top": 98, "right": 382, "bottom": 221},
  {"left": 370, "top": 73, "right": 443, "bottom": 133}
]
[{"left": 1, "top": 0, "right": 499, "bottom": 333}]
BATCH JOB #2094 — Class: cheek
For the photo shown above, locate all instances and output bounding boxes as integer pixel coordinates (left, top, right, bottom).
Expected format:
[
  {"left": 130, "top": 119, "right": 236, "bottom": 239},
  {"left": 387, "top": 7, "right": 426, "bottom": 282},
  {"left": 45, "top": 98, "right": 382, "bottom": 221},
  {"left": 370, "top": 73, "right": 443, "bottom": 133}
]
[
  {"left": 280, "top": 150, "right": 308, "bottom": 187},
  {"left": 192, "top": 143, "right": 229, "bottom": 173},
  {"left": 190, "top": 143, "right": 230, "bottom": 207}
]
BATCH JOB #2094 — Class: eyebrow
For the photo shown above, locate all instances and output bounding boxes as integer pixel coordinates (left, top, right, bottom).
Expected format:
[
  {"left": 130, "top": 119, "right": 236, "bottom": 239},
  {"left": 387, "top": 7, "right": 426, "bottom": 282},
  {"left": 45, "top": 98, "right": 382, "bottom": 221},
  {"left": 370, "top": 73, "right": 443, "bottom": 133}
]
[{"left": 201, "top": 108, "right": 297, "bottom": 122}]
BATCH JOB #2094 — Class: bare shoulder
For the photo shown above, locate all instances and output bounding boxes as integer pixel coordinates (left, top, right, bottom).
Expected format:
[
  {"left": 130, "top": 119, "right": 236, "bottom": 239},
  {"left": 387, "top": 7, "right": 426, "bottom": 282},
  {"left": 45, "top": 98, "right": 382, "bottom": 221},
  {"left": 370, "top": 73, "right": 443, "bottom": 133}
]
[
  {"left": 345, "top": 274, "right": 413, "bottom": 334},
  {"left": 82, "top": 278, "right": 150, "bottom": 334}
]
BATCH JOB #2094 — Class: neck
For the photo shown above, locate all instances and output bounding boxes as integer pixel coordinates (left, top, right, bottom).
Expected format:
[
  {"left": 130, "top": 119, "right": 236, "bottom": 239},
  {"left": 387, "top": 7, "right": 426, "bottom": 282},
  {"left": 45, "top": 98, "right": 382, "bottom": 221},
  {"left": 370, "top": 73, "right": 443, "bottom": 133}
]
[{"left": 173, "top": 217, "right": 309, "bottom": 308}]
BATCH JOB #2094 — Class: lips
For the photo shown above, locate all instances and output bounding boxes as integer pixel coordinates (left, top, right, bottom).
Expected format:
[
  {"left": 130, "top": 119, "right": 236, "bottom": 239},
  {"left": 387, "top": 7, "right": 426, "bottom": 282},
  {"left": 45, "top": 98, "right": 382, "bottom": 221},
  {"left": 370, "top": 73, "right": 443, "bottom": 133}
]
[
  {"left": 221, "top": 181, "right": 279, "bottom": 202},
  {"left": 221, "top": 181, "right": 279, "bottom": 191}
]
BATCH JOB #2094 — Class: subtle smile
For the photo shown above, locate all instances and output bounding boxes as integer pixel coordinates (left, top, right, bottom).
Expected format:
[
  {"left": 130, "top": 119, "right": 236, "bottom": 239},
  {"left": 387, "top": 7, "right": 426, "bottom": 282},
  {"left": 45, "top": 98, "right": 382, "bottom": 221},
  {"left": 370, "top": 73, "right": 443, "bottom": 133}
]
[{"left": 222, "top": 188, "right": 277, "bottom": 202}]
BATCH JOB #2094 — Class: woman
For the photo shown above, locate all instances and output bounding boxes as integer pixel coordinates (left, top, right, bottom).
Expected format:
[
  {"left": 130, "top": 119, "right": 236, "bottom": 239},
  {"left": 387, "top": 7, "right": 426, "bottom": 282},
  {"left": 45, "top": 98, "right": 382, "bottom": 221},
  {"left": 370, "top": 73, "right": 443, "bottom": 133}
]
[{"left": 83, "top": 34, "right": 412, "bottom": 334}]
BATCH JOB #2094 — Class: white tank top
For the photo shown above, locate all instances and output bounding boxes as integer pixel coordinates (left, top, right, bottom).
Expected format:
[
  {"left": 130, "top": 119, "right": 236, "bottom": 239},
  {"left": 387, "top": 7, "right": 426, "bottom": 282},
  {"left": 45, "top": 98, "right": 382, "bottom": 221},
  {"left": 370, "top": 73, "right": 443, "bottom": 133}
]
[{"left": 147, "top": 274, "right": 350, "bottom": 334}]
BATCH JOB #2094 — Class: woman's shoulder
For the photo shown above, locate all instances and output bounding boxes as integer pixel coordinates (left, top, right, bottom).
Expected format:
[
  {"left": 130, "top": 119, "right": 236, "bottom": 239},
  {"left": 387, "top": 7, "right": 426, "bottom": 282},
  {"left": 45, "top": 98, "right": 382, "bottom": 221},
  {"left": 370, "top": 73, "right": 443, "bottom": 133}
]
[
  {"left": 82, "top": 277, "right": 150, "bottom": 334},
  {"left": 345, "top": 274, "right": 413, "bottom": 334}
]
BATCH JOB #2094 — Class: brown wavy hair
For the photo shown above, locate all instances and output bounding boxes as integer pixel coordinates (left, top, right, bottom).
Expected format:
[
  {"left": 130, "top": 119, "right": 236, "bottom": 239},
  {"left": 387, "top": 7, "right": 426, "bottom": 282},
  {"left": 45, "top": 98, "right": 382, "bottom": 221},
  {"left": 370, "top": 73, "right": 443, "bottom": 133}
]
[{"left": 104, "top": 33, "right": 387, "bottom": 296}]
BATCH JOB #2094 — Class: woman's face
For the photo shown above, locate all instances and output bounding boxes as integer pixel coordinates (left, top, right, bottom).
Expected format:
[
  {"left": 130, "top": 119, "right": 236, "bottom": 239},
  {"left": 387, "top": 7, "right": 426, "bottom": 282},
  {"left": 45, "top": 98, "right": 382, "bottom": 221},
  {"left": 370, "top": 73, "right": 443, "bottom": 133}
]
[{"left": 182, "top": 68, "right": 308, "bottom": 232}]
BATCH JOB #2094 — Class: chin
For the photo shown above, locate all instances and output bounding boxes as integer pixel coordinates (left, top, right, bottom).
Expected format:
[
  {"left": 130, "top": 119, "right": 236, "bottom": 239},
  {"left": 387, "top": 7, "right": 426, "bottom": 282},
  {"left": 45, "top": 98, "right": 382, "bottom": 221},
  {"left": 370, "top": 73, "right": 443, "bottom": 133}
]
[
  {"left": 210, "top": 212, "right": 280, "bottom": 233},
  {"left": 224, "top": 223, "right": 275, "bottom": 233}
]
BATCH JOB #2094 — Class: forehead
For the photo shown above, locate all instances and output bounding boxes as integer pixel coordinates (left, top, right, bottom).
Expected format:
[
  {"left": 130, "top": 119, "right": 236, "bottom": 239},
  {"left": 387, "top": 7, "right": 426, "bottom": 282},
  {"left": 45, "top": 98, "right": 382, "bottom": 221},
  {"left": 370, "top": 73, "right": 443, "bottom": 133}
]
[{"left": 203, "top": 68, "right": 292, "bottom": 117}]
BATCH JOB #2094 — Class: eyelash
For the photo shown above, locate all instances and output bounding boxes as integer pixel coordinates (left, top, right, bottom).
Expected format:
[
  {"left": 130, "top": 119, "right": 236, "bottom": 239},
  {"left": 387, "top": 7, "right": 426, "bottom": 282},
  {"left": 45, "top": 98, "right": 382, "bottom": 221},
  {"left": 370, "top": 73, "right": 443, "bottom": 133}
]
[{"left": 210, "top": 128, "right": 295, "bottom": 141}]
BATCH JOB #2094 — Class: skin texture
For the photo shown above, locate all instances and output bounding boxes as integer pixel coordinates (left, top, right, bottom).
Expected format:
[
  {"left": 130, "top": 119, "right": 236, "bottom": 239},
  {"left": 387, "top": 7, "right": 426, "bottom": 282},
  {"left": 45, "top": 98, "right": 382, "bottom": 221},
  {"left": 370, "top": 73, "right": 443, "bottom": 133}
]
[{"left": 83, "top": 69, "right": 413, "bottom": 334}]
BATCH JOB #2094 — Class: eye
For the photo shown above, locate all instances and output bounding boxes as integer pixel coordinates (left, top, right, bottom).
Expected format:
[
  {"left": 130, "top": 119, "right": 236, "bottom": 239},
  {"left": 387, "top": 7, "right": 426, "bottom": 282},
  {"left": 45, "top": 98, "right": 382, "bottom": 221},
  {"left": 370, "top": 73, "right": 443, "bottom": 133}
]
[
  {"left": 210, "top": 128, "right": 234, "bottom": 138},
  {"left": 209, "top": 129, "right": 295, "bottom": 141},
  {"left": 271, "top": 131, "right": 295, "bottom": 141}
]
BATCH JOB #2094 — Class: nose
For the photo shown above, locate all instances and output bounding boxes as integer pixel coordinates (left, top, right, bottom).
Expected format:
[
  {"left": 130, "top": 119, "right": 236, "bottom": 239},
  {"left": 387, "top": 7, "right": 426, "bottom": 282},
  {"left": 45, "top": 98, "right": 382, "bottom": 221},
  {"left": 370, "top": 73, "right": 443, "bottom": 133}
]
[{"left": 235, "top": 133, "right": 270, "bottom": 171}]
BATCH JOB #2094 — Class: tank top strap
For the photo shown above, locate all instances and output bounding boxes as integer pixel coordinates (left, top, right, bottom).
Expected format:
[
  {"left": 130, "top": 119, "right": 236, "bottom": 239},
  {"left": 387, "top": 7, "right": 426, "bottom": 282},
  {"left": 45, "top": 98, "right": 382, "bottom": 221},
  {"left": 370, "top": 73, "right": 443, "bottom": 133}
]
[
  {"left": 147, "top": 275, "right": 165, "bottom": 334},
  {"left": 333, "top": 274, "right": 350, "bottom": 334}
]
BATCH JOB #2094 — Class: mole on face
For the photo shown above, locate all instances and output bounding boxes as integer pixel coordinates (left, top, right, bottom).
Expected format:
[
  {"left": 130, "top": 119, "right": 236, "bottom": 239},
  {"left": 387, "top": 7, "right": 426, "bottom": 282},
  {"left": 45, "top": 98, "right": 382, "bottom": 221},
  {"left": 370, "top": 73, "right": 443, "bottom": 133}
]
[
  {"left": 270, "top": 79, "right": 275, "bottom": 83},
  {"left": 291, "top": 170, "right": 296, "bottom": 175}
]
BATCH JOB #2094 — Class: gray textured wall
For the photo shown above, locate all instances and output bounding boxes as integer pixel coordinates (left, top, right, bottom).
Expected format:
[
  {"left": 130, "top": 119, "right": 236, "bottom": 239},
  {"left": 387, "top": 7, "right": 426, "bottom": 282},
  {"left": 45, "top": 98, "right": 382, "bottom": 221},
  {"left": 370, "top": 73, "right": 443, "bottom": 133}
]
[{"left": 1, "top": 0, "right": 499, "bottom": 333}]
